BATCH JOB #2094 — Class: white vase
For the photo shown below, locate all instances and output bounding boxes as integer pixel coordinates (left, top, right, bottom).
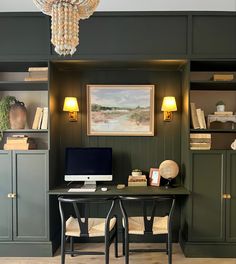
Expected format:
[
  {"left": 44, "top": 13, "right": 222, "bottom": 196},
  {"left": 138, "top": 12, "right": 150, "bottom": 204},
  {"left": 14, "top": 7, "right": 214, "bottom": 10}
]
[{"left": 216, "top": 105, "right": 225, "bottom": 112}]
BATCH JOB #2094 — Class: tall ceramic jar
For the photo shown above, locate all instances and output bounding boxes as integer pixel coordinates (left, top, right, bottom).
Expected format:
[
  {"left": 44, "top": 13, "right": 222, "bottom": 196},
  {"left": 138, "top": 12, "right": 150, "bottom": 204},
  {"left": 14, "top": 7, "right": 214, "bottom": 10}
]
[{"left": 9, "top": 100, "right": 27, "bottom": 129}]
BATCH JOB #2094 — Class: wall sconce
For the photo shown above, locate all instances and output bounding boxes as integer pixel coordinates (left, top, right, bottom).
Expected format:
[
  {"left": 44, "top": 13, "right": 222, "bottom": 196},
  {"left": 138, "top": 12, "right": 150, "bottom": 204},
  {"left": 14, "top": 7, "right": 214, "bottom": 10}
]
[
  {"left": 161, "top": 96, "right": 177, "bottom": 121},
  {"left": 63, "top": 97, "right": 79, "bottom": 122}
]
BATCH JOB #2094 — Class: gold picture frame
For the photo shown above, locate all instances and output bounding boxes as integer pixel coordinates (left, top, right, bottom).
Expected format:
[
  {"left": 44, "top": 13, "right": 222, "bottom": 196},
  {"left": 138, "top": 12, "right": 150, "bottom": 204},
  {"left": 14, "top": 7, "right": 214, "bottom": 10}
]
[{"left": 87, "top": 84, "right": 155, "bottom": 136}]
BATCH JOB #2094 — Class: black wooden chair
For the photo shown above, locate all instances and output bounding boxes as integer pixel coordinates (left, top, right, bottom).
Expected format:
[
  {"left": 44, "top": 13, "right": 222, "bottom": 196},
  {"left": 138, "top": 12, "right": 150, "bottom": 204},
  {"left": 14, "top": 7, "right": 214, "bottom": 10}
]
[
  {"left": 58, "top": 196, "right": 118, "bottom": 264},
  {"left": 119, "top": 196, "right": 175, "bottom": 264}
]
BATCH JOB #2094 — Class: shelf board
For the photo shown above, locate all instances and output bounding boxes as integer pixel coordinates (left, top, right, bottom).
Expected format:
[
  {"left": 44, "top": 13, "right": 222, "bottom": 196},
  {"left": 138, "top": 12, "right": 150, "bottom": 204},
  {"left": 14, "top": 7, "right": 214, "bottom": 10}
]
[
  {"left": 190, "top": 81, "right": 236, "bottom": 90},
  {"left": 0, "top": 81, "right": 48, "bottom": 91},
  {"left": 190, "top": 129, "right": 236, "bottom": 133},
  {"left": 4, "top": 129, "right": 48, "bottom": 133}
]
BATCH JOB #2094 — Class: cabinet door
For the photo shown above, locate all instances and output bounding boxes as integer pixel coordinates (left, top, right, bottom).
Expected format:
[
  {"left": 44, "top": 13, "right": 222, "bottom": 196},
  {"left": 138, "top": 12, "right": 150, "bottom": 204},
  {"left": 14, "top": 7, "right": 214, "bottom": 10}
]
[
  {"left": 13, "top": 151, "right": 49, "bottom": 241},
  {"left": 190, "top": 151, "right": 226, "bottom": 241},
  {"left": 0, "top": 151, "right": 12, "bottom": 241},
  {"left": 226, "top": 151, "right": 236, "bottom": 242}
]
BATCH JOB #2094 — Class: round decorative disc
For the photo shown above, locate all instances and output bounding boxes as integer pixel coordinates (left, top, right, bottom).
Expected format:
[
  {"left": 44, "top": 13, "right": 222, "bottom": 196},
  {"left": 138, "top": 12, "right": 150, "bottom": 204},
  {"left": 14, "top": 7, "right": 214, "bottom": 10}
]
[{"left": 159, "top": 160, "right": 179, "bottom": 179}]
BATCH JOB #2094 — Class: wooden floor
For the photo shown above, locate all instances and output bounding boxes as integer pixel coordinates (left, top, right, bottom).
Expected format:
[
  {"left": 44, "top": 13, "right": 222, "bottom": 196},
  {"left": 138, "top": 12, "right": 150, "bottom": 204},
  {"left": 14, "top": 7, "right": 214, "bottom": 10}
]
[{"left": 0, "top": 243, "right": 236, "bottom": 264}]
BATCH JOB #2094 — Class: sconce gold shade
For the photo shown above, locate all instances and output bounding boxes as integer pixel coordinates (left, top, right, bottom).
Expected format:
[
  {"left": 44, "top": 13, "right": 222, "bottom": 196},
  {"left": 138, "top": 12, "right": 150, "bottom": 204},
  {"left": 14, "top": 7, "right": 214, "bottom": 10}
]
[
  {"left": 161, "top": 96, "right": 177, "bottom": 121},
  {"left": 161, "top": 97, "right": 177, "bottom": 112},
  {"left": 63, "top": 97, "right": 79, "bottom": 121}
]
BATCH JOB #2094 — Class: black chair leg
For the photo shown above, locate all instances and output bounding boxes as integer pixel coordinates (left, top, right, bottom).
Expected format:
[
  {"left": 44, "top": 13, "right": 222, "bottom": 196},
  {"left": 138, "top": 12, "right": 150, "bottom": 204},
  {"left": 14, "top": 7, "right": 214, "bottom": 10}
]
[
  {"left": 168, "top": 234, "right": 172, "bottom": 264},
  {"left": 124, "top": 228, "right": 129, "bottom": 264},
  {"left": 61, "top": 234, "right": 66, "bottom": 264},
  {"left": 166, "top": 241, "right": 168, "bottom": 255},
  {"left": 114, "top": 224, "right": 118, "bottom": 258},
  {"left": 105, "top": 233, "right": 110, "bottom": 264},
  {"left": 70, "top": 237, "right": 74, "bottom": 257},
  {"left": 122, "top": 227, "right": 125, "bottom": 256}
]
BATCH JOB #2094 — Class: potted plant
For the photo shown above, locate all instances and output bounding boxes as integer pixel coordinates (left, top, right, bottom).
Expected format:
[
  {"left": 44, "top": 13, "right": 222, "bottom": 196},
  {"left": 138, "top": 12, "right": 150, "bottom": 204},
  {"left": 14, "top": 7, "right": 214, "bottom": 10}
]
[
  {"left": 0, "top": 96, "right": 16, "bottom": 140},
  {"left": 216, "top": 100, "right": 225, "bottom": 112}
]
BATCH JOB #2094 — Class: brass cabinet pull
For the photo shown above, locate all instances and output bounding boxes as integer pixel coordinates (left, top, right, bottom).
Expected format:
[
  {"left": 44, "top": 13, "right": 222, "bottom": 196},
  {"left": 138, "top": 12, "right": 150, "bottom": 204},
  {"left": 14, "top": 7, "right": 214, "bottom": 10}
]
[
  {"left": 223, "top": 194, "right": 227, "bottom": 199},
  {"left": 7, "top": 193, "right": 16, "bottom": 199},
  {"left": 227, "top": 194, "right": 231, "bottom": 199}
]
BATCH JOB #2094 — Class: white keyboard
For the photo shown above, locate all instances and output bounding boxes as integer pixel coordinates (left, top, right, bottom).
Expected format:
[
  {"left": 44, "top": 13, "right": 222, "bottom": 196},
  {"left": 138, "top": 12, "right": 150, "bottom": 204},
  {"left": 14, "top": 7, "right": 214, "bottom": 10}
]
[{"left": 68, "top": 185, "right": 96, "bottom": 193}]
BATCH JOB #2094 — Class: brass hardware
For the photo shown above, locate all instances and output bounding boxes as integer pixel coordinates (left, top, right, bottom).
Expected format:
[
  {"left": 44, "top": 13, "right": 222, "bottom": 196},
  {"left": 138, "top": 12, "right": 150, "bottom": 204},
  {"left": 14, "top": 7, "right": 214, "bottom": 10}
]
[
  {"left": 7, "top": 193, "right": 16, "bottom": 199},
  {"left": 223, "top": 194, "right": 227, "bottom": 199},
  {"left": 227, "top": 194, "right": 231, "bottom": 199}
]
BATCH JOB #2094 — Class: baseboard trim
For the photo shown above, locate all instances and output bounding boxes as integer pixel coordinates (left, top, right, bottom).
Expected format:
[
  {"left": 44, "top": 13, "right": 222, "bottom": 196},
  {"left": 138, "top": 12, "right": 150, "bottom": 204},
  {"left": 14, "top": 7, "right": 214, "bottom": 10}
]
[
  {"left": 0, "top": 241, "right": 53, "bottom": 257},
  {"left": 180, "top": 236, "right": 236, "bottom": 258}
]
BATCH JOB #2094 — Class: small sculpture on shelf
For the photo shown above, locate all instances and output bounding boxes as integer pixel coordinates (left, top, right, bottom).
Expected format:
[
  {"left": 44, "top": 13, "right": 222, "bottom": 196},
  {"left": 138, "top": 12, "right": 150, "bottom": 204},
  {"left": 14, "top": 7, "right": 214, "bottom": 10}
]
[
  {"left": 216, "top": 100, "right": 225, "bottom": 112},
  {"left": 231, "top": 139, "right": 236, "bottom": 150}
]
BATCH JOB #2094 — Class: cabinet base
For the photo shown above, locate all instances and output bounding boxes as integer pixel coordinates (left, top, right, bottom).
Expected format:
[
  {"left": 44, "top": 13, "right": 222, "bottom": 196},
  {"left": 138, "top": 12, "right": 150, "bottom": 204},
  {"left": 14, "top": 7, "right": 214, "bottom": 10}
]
[
  {"left": 180, "top": 236, "right": 236, "bottom": 258},
  {"left": 0, "top": 241, "right": 53, "bottom": 257}
]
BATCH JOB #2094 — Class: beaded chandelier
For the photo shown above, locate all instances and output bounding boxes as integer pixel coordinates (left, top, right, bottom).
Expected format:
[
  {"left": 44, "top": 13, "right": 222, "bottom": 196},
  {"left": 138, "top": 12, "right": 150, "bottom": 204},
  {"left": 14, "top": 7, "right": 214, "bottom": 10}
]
[{"left": 33, "top": 0, "right": 100, "bottom": 56}]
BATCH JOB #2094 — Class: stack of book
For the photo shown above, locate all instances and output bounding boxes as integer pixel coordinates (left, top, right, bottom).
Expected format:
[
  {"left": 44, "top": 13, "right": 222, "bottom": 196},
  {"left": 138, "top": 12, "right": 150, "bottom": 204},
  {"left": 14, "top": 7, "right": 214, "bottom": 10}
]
[
  {"left": 24, "top": 67, "right": 48, "bottom": 82},
  {"left": 190, "top": 102, "right": 207, "bottom": 129},
  {"left": 4, "top": 135, "right": 36, "bottom": 150},
  {"left": 190, "top": 133, "right": 211, "bottom": 150},
  {"left": 32, "top": 107, "right": 48, "bottom": 129},
  {"left": 128, "top": 175, "right": 147, "bottom": 186}
]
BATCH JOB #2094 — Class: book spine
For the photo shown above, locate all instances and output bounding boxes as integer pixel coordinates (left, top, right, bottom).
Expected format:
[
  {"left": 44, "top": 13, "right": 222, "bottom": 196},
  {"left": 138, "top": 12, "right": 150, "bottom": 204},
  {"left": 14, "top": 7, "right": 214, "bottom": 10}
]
[
  {"left": 190, "top": 103, "right": 200, "bottom": 129},
  {"left": 32, "top": 107, "right": 43, "bottom": 129},
  {"left": 196, "top": 108, "right": 204, "bottom": 129},
  {"left": 41, "top": 107, "right": 48, "bottom": 130}
]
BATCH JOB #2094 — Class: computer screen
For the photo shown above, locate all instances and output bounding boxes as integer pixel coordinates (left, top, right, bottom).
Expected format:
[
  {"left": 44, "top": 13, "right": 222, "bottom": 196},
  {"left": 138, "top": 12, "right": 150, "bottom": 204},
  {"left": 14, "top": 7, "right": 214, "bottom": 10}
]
[{"left": 64, "top": 147, "right": 112, "bottom": 182}]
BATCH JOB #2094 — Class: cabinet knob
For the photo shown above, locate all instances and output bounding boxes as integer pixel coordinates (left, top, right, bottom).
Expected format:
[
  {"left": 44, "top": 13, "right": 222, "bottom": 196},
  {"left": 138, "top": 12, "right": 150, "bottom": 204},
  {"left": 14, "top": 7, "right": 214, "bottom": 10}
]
[
  {"left": 227, "top": 194, "right": 231, "bottom": 199},
  {"left": 7, "top": 193, "right": 16, "bottom": 199},
  {"left": 222, "top": 194, "right": 227, "bottom": 199}
]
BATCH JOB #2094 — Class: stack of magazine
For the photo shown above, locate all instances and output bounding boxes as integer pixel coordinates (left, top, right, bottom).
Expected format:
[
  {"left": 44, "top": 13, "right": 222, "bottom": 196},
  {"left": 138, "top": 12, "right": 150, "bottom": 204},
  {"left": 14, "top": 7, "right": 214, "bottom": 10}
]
[{"left": 190, "top": 133, "right": 211, "bottom": 150}]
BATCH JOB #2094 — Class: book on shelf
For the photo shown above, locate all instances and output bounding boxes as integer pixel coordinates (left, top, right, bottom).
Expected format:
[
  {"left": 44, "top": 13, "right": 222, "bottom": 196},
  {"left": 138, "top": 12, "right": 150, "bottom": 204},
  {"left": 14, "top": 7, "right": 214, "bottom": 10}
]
[
  {"left": 24, "top": 67, "right": 48, "bottom": 82},
  {"left": 196, "top": 109, "right": 207, "bottom": 129},
  {"left": 190, "top": 103, "right": 200, "bottom": 129},
  {"left": 190, "top": 133, "right": 211, "bottom": 139},
  {"left": 190, "top": 146, "right": 211, "bottom": 150},
  {"left": 190, "top": 133, "right": 211, "bottom": 150},
  {"left": 4, "top": 136, "right": 36, "bottom": 150},
  {"left": 213, "top": 74, "right": 234, "bottom": 81},
  {"left": 214, "top": 111, "right": 233, "bottom": 116},
  {"left": 41, "top": 107, "right": 48, "bottom": 129},
  {"left": 190, "top": 142, "right": 211, "bottom": 148},
  {"left": 32, "top": 107, "right": 48, "bottom": 130}
]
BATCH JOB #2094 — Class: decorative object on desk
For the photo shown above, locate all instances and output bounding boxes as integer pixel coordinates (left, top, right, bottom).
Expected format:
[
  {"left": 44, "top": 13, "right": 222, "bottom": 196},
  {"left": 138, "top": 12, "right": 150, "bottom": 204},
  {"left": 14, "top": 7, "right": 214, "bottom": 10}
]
[
  {"left": 131, "top": 169, "right": 142, "bottom": 176},
  {"left": 161, "top": 96, "right": 177, "bottom": 121},
  {"left": 216, "top": 100, "right": 225, "bottom": 112},
  {"left": 87, "top": 85, "right": 155, "bottom": 136},
  {"left": 9, "top": 100, "right": 27, "bottom": 130},
  {"left": 117, "top": 184, "right": 126, "bottom": 190},
  {"left": 149, "top": 168, "right": 161, "bottom": 186},
  {"left": 213, "top": 74, "right": 234, "bottom": 81},
  {"left": 4, "top": 135, "right": 36, "bottom": 150},
  {"left": 190, "top": 133, "right": 211, "bottom": 150},
  {"left": 128, "top": 175, "right": 147, "bottom": 187},
  {"left": 63, "top": 97, "right": 79, "bottom": 122},
  {"left": 231, "top": 139, "right": 236, "bottom": 150},
  {"left": 33, "top": 0, "right": 100, "bottom": 56},
  {"left": 0, "top": 96, "right": 16, "bottom": 141},
  {"left": 159, "top": 160, "right": 179, "bottom": 188}
]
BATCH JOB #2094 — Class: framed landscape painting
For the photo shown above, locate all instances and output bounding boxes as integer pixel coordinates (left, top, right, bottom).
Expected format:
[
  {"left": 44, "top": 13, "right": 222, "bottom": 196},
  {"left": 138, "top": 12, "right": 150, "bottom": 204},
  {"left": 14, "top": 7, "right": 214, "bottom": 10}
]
[{"left": 87, "top": 85, "right": 155, "bottom": 136}]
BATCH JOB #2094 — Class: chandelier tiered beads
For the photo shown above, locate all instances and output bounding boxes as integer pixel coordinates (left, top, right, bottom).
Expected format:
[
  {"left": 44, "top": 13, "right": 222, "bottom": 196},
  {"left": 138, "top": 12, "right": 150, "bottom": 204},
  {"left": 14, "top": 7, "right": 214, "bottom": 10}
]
[{"left": 33, "top": 0, "right": 100, "bottom": 56}]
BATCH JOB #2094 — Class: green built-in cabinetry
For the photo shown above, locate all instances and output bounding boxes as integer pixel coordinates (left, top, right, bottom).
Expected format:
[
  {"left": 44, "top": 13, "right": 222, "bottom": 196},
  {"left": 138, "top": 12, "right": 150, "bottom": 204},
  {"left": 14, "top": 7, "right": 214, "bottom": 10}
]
[
  {"left": 0, "top": 150, "right": 51, "bottom": 256},
  {"left": 180, "top": 60, "right": 236, "bottom": 257}
]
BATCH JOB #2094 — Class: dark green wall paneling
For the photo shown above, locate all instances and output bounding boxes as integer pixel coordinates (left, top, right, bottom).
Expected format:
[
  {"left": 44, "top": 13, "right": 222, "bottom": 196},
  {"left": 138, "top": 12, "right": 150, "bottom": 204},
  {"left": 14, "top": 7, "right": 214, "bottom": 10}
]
[
  {"left": 0, "top": 14, "right": 50, "bottom": 58},
  {"left": 67, "top": 15, "right": 188, "bottom": 57},
  {"left": 54, "top": 66, "right": 182, "bottom": 185},
  {"left": 0, "top": 151, "right": 12, "bottom": 241},
  {"left": 192, "top": 15, "right": 236, "bottom": 57}
]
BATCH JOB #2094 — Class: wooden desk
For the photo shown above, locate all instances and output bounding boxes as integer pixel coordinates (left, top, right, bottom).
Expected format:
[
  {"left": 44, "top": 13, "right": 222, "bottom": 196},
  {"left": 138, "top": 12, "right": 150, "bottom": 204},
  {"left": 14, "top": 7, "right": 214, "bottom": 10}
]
[{"left": 49, "top": 185, "right": 190, "bottom": 196}]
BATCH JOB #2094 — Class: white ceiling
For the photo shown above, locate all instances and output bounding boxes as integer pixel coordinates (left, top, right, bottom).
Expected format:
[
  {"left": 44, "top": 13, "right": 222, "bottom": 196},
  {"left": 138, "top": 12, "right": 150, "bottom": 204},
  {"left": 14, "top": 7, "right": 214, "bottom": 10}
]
[{"left": 0, "top": 0, "right": 236, "bottom": 12}]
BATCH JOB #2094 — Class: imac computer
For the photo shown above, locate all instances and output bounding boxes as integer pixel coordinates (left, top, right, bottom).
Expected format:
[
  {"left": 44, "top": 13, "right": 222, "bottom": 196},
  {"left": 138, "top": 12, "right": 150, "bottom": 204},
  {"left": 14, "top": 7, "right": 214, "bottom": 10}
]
[{"left": 65, "top": 147, "right": 112, "bottom": 192}]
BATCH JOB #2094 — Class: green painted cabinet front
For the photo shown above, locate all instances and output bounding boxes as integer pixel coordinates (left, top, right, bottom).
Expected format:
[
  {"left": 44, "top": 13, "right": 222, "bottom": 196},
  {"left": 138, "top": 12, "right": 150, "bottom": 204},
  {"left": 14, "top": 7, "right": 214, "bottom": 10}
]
[
  {"left": 226, "top": 151, "right": 236, "bottom": 242},
  {"left": 0, "top": 151, "right": 12, "bottom": 241},
  {"left": 13, "top": 151, "right": 49, "bottom": 241},
  {"left": 190, "top": 151, "right": 226, "bottom": 242}
]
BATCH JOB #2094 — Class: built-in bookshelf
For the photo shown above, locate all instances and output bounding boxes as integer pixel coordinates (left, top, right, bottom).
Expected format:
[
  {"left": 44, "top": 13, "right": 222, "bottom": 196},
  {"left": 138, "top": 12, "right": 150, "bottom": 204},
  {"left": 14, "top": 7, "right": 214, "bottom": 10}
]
[
  {"left": 189, "top": 61, "right": 236, "bottom": 150},
  {"left": 0, "top": 61, "right": 49, "bottom": 150}
]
